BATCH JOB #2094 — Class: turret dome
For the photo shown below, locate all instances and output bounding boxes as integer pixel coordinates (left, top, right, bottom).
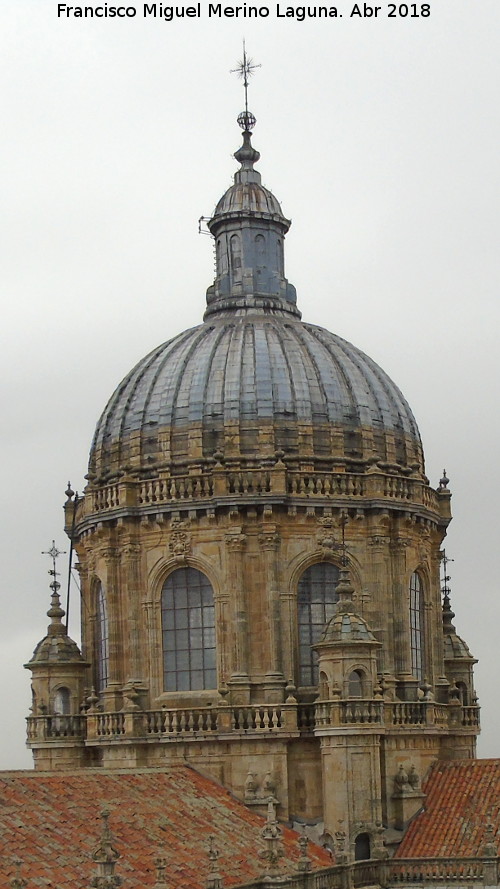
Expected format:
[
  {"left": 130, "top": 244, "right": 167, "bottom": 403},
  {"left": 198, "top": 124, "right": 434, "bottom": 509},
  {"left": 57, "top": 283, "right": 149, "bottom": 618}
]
[{"left": 213, "top": 179, "right": 286, "bottom": 220}]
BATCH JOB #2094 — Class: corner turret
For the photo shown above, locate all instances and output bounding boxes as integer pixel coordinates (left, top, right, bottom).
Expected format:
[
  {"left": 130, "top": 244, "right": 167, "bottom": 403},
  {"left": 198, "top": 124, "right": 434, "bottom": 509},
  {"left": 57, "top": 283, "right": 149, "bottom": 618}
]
[{"left": 25, "top": 567, "right": 89, "bottom": 769}]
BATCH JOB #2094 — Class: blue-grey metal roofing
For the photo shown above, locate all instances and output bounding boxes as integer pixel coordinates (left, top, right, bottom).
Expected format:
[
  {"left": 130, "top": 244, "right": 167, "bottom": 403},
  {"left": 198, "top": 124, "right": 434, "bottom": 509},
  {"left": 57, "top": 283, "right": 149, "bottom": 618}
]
[{"left": 91, "top": 315, "right": 421, "bottom": 453}]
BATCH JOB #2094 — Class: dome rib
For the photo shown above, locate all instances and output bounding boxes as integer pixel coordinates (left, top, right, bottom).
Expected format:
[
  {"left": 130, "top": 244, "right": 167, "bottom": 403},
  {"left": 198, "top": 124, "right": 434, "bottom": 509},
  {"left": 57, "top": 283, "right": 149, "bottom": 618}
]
[
  {"left": 295, "top": 325, "right": 359, "bottom": 425},
  {"left": 203, "top": 325, "right": 234, "bottom": 423},
  {"left": 91, "top": 339, "right": 170, "bottom": 469},
  {"left": 201, "top": 324, "right": 232, "bottom": 427},
  {"left": 253, "top": 324, "right": 274, "bottom": 420},
  {"left": 309, "top": 328, "right": 385, "bottom": 428},
  {"left": 224, "top": 323, "right": 246, "bottom": 423},
  {"left": 239, "top": 323, "right": 257, "bottom": 421},
  {"left": 264, "top": 323, "right": 296, "bottom": 417},
  {"left": 280, "top": 325, "right": 317, "bottom": 421},
  {"left": 288, "top": 325, "right": 330, "bottom": 422}
]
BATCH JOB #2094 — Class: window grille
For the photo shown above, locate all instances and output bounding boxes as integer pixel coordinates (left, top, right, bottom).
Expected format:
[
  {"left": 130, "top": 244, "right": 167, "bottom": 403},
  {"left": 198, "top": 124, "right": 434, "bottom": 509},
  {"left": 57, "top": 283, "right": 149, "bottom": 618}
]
[
  {"left": 409, "top": 571, "right": 425, "bottom": 680},
  {"left": 161, "top": 568, "right": 216, "bottom": 692},
  {"left": 95, "top": 582, "right": 109, "bottom": 693},
  {"left": 298, "top": 563, "right": 339, "bottom": 686}
]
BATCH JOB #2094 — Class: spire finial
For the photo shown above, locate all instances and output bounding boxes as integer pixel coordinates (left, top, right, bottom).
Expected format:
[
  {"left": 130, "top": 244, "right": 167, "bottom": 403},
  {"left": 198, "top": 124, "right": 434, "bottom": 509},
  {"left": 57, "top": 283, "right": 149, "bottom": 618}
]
[
  {"left": 297, "top": 827, "right": 312, "bottom": 873},
  {"left": 260, "top": 799, "right": 284, "bottom": 878},
  {"left": 42, "top": 540, "right": 66, "bottom": 598},
  {"left": 206, "top": 836, "right": 223, "bottom": 889},
  {"left": 41, "top": 541, "right": 67, "bottom": 636},
  {"left": 439, "top": 468, "right": 449, "bottom": 489},
  {"left": 231, "top": 41, "right": 260, "bottom": 125},
  {"left": 10, "top": 859, "right": 27, "bottom": 889},
  {"left": 231, "top": 44, "right": 261, "bottom": 170},
  {"left": 92, "top": 808, "right": 121, "bottom": 888},
  {"left": 441, "top": 549, "right": 456, "bottom": 632},
  {"left": 153, "top": 856, "right": 168, "bottom": 889}
]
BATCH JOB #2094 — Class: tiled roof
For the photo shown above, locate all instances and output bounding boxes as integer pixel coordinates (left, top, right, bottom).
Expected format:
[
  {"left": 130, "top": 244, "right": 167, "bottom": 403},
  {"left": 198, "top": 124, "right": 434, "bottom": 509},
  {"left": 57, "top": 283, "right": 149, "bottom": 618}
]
[
  {"left": 0, "top": 766, "right": 332, "bottom": 888},
  {"left": 397, "top": 759, "right": 500, "bottom": 858}
]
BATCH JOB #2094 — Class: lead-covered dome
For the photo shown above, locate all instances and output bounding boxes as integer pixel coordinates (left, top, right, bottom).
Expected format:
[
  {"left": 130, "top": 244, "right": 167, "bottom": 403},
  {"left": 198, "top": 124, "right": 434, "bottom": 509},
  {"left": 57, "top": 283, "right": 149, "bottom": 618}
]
[
  {"left": 88, "top": 117, "right": 423, "bottom": 482},
  {"left": 89, "top": 315, "right": 422, "bottom": 480}
]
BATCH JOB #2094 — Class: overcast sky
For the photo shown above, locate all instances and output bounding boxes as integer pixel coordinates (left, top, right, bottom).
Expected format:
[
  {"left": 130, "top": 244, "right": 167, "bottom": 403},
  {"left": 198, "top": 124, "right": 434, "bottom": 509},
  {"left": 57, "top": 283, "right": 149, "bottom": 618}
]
[{"left": 1, "top": 0, "right": 499, "bottom": 768}]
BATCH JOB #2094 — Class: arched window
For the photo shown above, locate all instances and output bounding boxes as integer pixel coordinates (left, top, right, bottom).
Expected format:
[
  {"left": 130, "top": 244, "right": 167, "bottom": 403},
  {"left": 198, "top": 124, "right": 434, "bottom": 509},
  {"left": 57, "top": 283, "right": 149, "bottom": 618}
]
[
  {"left": 348, "top": 670, "right": 364, "bottom": 698},
  {"left": 409, "top": 572, "right": 425, "bottom": 681},
  {"left": 94, "top": 581, "right": 109, "bottom": 693},
  {"left": 54, "top": 687, "right": 71, "bottom": 715},
  {"left": 162, "top": 567, "right": 216, "bottom": 692},
  {"left": 298, "top": 563, "right": 339, "bottom": 686},
  {"left": 319, "top": 671, "right": 329, "bottom": 700},
  {"left": 230, "top": 234, "right": 242, "bottom": 278}
]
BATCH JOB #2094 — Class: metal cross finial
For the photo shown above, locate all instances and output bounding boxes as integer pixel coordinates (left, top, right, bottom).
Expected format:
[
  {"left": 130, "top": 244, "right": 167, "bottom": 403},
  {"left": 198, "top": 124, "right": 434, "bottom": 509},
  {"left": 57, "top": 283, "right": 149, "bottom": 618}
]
[
  {"left": 441, "top": 549, "right": 454, "bottom": 599},
  {"left": 231, "top": 41, "right": 261, "bottom": 116},
  {"left": 41, "top": 540, "right": 66, "bottom": 595}
]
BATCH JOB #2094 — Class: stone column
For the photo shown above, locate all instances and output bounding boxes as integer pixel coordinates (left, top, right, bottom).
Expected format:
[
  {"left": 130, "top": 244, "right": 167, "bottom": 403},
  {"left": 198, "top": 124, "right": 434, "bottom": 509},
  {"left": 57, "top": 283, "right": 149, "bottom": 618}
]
[
  {"left": 367, "top": 532, "right": 391, "bottom": 675},
  {"left": 390, "top": 536, "right": 417, "bottom": 700},
  {"left": 120, "top": 541, "right": 143, "bottom": 683},
  {"left": 75, "top": 561, "right": 90, "bottom": 665},
  {"left": 259, "top": 524, "right": 286, "bottom": 703},
  {"left": 100, "top": 546, "right": 123, "bottom": 712},
  {"left": 225, "top": 530, "right": 251, "bottom": 704},
  {"left": 279, "top": 590, "right": 295, "bottom": 689},
  {"left": 142, "top": 600, "right": 158, "bottom": 698}
]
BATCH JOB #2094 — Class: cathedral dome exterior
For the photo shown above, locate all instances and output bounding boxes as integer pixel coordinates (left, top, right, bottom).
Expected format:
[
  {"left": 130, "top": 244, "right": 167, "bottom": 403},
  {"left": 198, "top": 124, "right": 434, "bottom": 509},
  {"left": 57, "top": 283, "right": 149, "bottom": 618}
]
[
  {"left": 89, "top": 116, "right": 422, "bottom": 483},
  {"left": 27, "top": 104, "right": 479, "bottom": 857},
  {"left": 89, "top": 316, "right": 423, "bottom": 480}
]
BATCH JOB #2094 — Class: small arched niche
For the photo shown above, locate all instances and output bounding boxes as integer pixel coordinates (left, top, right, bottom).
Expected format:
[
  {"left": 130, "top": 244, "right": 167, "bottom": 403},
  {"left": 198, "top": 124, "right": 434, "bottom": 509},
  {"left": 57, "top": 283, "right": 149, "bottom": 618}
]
[
  {"left": 53, "top": 687, "right": 71, "bottom": 716},
  {"left": 319, "top": 671, "right": 329, "bottom": 700},
  {"left": 354, "top": 832, "right": 371, "bottom": 861},
  {"left": 348, "top": 669, "right": 364, "bottom": 698}
]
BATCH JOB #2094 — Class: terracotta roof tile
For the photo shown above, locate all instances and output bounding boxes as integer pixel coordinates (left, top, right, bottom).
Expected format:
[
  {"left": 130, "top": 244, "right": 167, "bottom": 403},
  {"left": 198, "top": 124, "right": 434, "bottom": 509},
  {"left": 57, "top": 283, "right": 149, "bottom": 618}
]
[
  {"left": 0, "top": 766, "right": 331, "bottom": 888},
  {"left": 397, "top": 759, "right": 500, "bottom": 858}
]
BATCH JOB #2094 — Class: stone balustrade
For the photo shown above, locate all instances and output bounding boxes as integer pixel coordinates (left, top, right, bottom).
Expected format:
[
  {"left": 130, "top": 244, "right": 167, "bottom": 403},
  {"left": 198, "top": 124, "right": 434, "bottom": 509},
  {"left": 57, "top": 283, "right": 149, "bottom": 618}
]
[
  {"left": 315, "top": 700, "right": 383, "bottom": 726},
  {"left": 237, "top": 857, "right": 497, "bottom": 889},
  {"left": 94, "top": 712, "right": 126, "bottom": 737},
  {"left": 27, "top": 701, "right": 480, "bottom": 747},
  {"left": 145, "top": 707, "right": 219, "bottom": 735},
  {"left": 26, "top": 715, "right": 86, "bottom": 742},
  {"left": 389, "top": 702, "right": 426, "bottom": 726},
  {"left": 385, "top": 856, "right": 487, "bottom": 883},
  {"left": 462, "top": 705, "right": 481, "bottom": 728},
  {"left": 75, "top": 467, "right": 443, "bottom": 527}
]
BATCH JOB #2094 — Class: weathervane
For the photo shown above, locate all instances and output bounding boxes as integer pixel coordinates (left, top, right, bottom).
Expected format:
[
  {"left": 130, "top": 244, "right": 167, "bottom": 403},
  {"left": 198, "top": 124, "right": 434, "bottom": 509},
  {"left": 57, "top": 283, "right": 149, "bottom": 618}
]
[
  {"left": 441, "top": 549, "right": 454, "bottom": 599},
  {"left": 231, "top": 41, "right": 261, "bottom": 131},
  {"left": 41, "top": 540, "right": 66, "bottom": 596}
]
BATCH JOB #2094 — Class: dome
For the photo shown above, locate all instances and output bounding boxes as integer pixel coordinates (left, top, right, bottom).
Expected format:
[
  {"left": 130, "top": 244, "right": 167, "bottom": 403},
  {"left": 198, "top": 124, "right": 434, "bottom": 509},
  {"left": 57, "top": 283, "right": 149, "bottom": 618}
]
[
  {"left": 315, "top": 567, "right": 379, "bottom": 646},
  {"left": 211, "top": 125, "right": 290, "bottom": 225},
  {"left": 88, "top": 118, "right": 423, "bottom": 482},
  {"left": 319, "top": 611, "right": 377, "bottom": 645},
  {"left": 27, "top": 591, "right": 85, "bottom": 666},
  {"left": 89, "top": 315, "right": 422, "bottom": 479},
  {"left": 213, "top": 181, "right": 287, "bottom": 221}
]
